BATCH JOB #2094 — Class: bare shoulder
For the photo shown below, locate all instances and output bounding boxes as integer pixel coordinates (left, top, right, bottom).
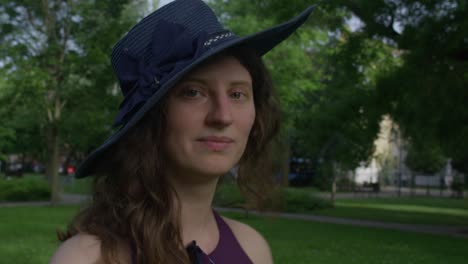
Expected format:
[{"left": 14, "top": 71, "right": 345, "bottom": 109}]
[
  {"left": 49, "top": 233, "right": 102, "bottom": 264},
  {"left": 222, "top": 216, "right": 273, "bottom": 264}
]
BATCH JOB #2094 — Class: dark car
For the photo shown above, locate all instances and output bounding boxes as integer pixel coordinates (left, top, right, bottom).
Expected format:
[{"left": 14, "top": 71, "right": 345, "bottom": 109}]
[{"left": 288, "top": 157, "right": 314, "bottom": 186}]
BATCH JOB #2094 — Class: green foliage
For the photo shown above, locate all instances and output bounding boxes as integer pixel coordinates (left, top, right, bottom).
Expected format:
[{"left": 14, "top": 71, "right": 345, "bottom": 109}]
[
  {"left": 282, "top": 187, "right": 333, "bottom": 212},
  {"left": 0, "top": 127, "right": 15, "bottom": 160},
  {"left": 450, "top": 175, "right": 465, "bottom": 198},
  {"left": 0, "top": 177, "right": 50, "bottom": 202},
  {"left": 0, "top": 1, "right": 135, "bottom": 202},
  {"left": 0, "top": 64, "right": 48, "bottom": 156},
  {"left": 245, "top": 0, "right": 468, "bottom": 176},
  {"left": 405, "top": 142, "right": 445, "bottom": 174},
  {"left": 336, "top": 176, "right": 356, "bottom": 191},
  {"left": 213, "top": 183, "right": 246, "bottom": 207},
  {"left": 318, "top": 0, "right": 467, "bottom": 175},
  {"left": 313, "top": 163, "right": 334, "bottom": 191},
  {"left": 0, "top": 74, "right": 15, "bottom": 158},
  {"left": 214, "top": 183, "right": 332, "bottom": 212},
  {"left": 296, "top": 33, "right": 397, "bottom": 170},
  {"left": 0, "top": 0, "right": 134, "bottom": 148},
  {"left": 329, "top": 0, "right": 468, "bottom": 173}
]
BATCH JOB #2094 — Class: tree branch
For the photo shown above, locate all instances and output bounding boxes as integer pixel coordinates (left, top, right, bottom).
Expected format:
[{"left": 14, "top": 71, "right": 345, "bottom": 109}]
[
  {"left": 344, "top": 0, "right": 401, "bottom": 40},
  {"left": 26, "top": 8, "right": 45, "bottom": 34},
  {"left": 60, "top": 0, "right": 73, "bottom": 65}
]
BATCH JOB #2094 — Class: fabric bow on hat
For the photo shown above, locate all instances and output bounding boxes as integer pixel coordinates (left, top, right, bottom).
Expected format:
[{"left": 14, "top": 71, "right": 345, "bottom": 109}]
[{"left": 113, "top": 20, "right": 208, "bottom": 127}]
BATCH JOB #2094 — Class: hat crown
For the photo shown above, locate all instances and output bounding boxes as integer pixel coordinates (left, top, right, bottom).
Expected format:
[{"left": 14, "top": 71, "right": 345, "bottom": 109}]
[{"left": 111, "top": 0, "right": 225, "bottom": 73}]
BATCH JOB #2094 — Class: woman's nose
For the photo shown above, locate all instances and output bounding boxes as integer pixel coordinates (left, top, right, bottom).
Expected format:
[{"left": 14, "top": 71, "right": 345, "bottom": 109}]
[{"left": 205, "top": 94, "right": 233, "bottom": 128}]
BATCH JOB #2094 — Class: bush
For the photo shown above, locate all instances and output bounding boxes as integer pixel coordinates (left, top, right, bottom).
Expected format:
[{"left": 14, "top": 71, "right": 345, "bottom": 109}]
[
  {"left": 312, "top": 173, "right": 333, "bottom": 191},
  {"left": 282, "top": 188, "right": 333, "bottom": 212},
  {"left": 213, "top": 183, "right": 246, "bottom": 207},
  {"left": 336, "top": 177, "right": 356, "bottom": 192},
  {"left": 450, "top": 181, "right": 464, "bottom": 199},
  {"left": 0, "top": 177, "right": 50, "bottom": 202},
  {"left": 213, "top": 183, "right": 333, "bottom": 212}
]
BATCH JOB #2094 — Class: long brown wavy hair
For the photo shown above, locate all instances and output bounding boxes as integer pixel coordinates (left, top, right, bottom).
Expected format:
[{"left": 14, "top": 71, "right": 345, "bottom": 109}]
[{"left": 59, "top": 46, "right": 280, "bottom": 264}]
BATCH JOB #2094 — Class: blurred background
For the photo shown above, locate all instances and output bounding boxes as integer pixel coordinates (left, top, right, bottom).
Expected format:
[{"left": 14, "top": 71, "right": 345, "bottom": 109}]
[{"left": 0, "top": 0, "right": 467, "bottom": 263}]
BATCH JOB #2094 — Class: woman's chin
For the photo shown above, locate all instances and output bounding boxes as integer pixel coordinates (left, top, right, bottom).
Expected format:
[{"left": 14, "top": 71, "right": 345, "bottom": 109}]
[
  {"left": 197, "top": 165, "right": 233, "bottom": 178},
  {"left": 166, "top": 153, "right": 241, "bottom": 181},
  {"left": 184, "top": 160, "right": 236, "bottom": 180}
]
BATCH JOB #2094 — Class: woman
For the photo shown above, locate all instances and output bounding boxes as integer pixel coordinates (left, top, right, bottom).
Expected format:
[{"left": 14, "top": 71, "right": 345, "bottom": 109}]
[{"left": 51, "top": 0, "right": 314, "bottom": 263}]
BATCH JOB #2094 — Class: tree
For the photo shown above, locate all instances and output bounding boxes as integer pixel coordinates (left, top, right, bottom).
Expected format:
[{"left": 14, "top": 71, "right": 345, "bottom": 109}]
[
  {"left": 0, "top": 0, "right": 136, "bottom": 203},
  {"left": 327, "top": 0, "right": 468, "bottom": 173},
  {"left": 252, "top": 0, "right": 468, "bottom": 176},
  {"left": 0, "top": 74, "right": 16, "bottom": 161}
]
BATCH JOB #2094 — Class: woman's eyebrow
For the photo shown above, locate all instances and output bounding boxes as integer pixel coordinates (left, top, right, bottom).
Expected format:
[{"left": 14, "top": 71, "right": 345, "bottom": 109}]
[
  {"left": 181, "top": 77, "right": 252, "bottom": 87},
  {"left": 230, "top": 80, "right": 252, "bottom": 87},
  {"left": 179, "top": 77, "right": 208, "bottom": 84}
]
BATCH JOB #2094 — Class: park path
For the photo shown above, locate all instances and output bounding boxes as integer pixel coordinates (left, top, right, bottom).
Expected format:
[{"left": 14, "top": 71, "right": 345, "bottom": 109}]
[
  {"left": 2, "top": 193, "right": 468, "bottom": 239},
  {"left": 0, "top": 193, "right": 89, "bottom": 207},
  {"left": 215, "top": 207, "right": 468, "bottom": 239}
]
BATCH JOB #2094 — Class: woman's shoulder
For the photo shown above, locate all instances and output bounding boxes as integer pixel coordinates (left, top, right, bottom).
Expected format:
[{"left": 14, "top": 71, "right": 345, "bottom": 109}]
[
  {"left": 50, "top": 233, "right": 102, "bottom": 264},
  {"left": 221, "top": 216, "right": 273, "bottom": 264}
]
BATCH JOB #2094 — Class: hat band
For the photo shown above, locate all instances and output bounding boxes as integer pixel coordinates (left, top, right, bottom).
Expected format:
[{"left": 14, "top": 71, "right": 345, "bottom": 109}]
[
  {"left": 204, "top": 32, "right": 234, "bottom": 47},
  {"left": 112, "top": 20, "right": 235, "bottom": 127}
]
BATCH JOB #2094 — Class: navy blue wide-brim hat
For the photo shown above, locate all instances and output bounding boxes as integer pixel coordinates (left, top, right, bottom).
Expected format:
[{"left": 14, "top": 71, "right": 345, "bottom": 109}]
[{"left": 75, "top": 0, "right": 315, "bottom": 178}]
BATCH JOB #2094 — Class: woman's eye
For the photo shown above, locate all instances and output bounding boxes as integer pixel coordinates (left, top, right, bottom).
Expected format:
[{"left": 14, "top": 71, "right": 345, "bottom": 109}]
[
  {"left": 231, "top": 91, "right": 245, "bottom": 99},
  {"left": 182, "top": 88, "right": 201, "bottom": 98}
]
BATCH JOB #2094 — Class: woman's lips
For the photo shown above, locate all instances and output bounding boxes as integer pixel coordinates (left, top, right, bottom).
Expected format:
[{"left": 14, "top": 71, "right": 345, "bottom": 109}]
[{"left": 197, "top": 136, "right": 234, "bottom": 151}]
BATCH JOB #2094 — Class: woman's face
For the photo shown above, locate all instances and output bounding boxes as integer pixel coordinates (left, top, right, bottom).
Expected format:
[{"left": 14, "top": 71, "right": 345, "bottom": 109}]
[{"left": 165, "top": 56, "right": 255, "bottom": 182}]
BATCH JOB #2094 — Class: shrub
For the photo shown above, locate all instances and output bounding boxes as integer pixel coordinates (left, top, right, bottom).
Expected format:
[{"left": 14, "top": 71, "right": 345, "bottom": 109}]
[
  {"left": 450, "top": 181, "right": 464, "bottom": 199},
  {"left": 336, "top": 177, "right": 356, "bottom": 192},
  {"left": 213, "top": 183, "right": 246, "bottom": 207},
  {"left": 213, "top": 183, "right": 333, "bottom": 212},
  {"left": 282, "top": 188, "right": 333, "bottom": 212},
  {"left": 0, "top": 177, "right": 50, "bottom": 202}
]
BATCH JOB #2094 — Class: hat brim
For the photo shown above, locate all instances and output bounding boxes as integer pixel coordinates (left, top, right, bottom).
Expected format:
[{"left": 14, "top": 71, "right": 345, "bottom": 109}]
[{"left": 75, "top": 5, "right": 315, "bottom": 178}]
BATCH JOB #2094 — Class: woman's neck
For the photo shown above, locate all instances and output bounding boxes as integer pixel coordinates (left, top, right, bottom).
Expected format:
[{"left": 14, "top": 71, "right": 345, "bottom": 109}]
[{"left": 170, "top": 175, "right": 220, "bottom": 251}]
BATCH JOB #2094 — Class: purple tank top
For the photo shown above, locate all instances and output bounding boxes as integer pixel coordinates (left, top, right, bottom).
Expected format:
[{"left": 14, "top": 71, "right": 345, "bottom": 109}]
[
  {"left": 131, "top": 211, "right": 253, "bottom": 264},
  {"left": 204, "top": 211, "right": 253, "bottom": 264}
]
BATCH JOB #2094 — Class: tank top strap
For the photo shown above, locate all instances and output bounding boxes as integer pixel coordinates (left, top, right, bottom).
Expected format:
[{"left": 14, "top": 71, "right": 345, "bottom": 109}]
[{"left": 208, "top": 210, "right": 253, "bottom": 263}]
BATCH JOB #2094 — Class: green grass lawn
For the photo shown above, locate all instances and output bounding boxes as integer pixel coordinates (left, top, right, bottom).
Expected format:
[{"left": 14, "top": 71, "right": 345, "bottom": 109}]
[
  {"left": 1, "top": 206, "right": 467, "bottom": 264},
  {"left": 0, "top": 206, "right": 79, "bottom": 264},
  {"left": 313, "top": 197, "right": 468, "bottom": 226}
]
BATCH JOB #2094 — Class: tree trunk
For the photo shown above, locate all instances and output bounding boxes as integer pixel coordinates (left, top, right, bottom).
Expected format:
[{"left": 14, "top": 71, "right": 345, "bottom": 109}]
[
  {"left": 41, "top": 0, "right": 65, "bottom": 205},
  {"left": 330, "top": 161, "right": 337, "bottom": 204},
  {"left": 331, "top": 178, "right": 336, "bottom": 204},
  {"left": 272, "top": 136, "right": 290, "bottom": 187},
  {"left": 410, "top": 171, "right": 415, "bottom": 197},
  {"left": 281, "top": 141, "right": 290, "bottom": 187},
  {"left": 47, "top": 123, "right": 61, "bottom": 205}
]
